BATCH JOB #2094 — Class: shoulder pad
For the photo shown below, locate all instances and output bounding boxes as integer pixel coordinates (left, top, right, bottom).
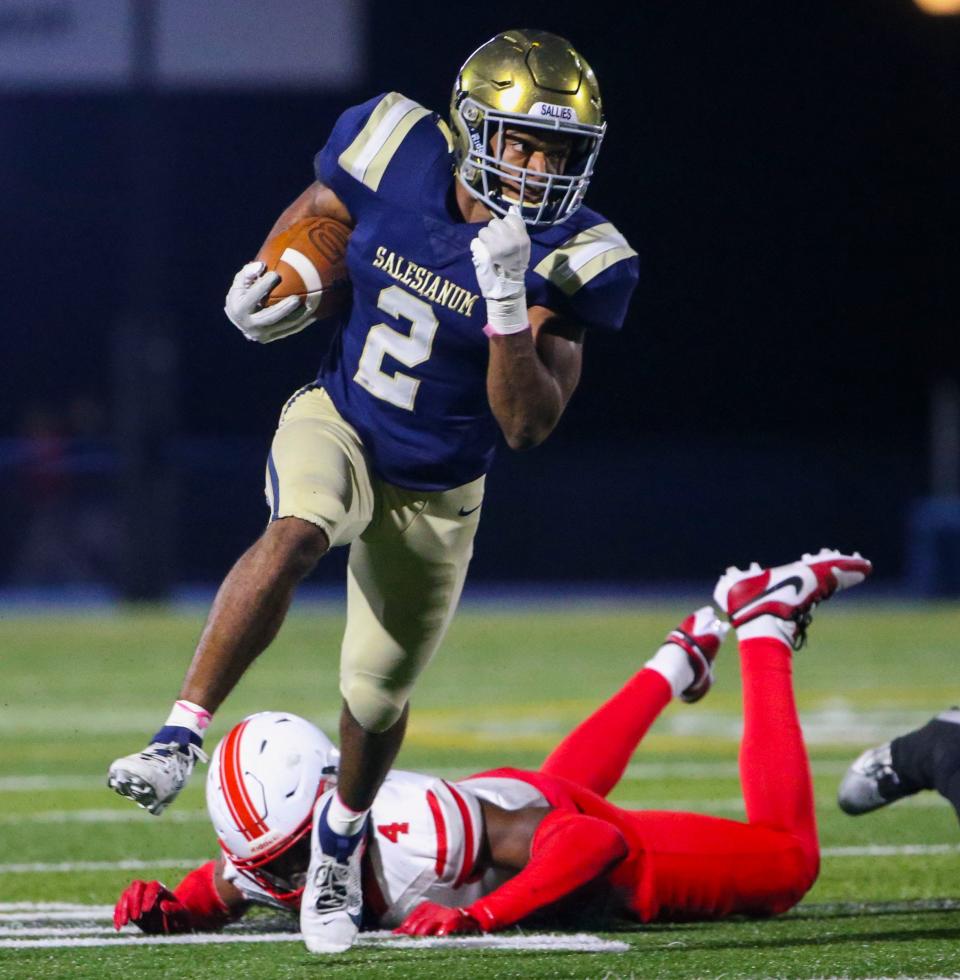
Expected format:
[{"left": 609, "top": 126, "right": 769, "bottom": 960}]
[
  {"left": 337, "top": 92, "right": 437, "bottom": 192},
  {"left": 533, "top": 221, "right": 637, "bottom": 296}
]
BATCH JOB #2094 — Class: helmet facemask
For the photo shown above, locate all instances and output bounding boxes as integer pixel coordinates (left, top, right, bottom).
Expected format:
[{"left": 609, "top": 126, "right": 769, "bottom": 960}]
[
  {"left": 219, "top": 767, "right": 335, "bottom": 902},
  {"left": 454, "top": 94, "right": 605, "bottom": 227},
  {"left": 223, "top": 812, "right": 313, "bottom": 902}
]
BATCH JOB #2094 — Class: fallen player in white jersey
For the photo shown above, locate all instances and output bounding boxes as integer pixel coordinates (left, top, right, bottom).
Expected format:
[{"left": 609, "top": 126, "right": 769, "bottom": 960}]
[{"left": 114, "top": 551, "right": 870, "bottom": 941}]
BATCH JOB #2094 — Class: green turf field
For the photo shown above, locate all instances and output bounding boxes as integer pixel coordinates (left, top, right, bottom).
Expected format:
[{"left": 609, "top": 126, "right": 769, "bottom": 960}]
[{"left": 2, "top": 600, "right": 960, "bottom": 978}]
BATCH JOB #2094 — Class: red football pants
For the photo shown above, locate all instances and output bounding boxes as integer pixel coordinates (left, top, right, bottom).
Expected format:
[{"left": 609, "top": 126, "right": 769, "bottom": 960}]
[{"left": 540, "top": 635, "right": 819, "bottom": 920}]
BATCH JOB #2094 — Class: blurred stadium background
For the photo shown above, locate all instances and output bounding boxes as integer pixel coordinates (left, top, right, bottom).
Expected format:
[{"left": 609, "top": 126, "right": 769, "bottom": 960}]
[{"left": 2, "top": 0, "right": 958, "bottom": 601}]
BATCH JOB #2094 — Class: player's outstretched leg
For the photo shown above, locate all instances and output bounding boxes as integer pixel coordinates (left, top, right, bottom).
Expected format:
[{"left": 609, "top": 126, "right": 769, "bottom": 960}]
[
  {"left": 838, "top": 708, "right": 960, "bottom": 820},
  {"left": 614, "top": 554, "right": 871, "bottom": 923},
  {"left": 714, "top": 549, "right": 872, "bottom": 865},
  {"left": 540, "top": 607, "right": 728, "bottom": 796},
  {"left": 108, "top": 518, "right": 329, "bottom": 815}
]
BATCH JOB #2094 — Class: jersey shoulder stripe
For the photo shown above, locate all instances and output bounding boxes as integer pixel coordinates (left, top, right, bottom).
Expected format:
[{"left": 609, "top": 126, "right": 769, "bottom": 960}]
[
  {"left": 337, "top": 92, "right": 433, "bottom": 192},
  {"left": 533, "top": 221, "right": 637, "bottom": 296}
]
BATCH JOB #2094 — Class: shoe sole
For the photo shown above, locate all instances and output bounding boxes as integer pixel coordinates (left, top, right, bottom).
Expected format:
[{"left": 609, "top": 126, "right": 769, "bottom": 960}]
[
  {"left": 107, "top": 769, "right": 165, "bottom": 815},
  {"left": 302, "top": 935, "right": 356, "bottom": 954}
]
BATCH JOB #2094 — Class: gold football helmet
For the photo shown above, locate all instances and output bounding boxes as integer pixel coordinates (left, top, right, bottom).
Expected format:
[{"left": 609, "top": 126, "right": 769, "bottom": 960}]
[{"left": 451, "top": 29, "right": 605, "bottom": 227}]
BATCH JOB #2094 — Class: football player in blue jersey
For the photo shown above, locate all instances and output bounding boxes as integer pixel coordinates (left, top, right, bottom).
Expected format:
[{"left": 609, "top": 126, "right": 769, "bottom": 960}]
[{"left": 107, "top": 29, "right": 638, "bottom": 953}]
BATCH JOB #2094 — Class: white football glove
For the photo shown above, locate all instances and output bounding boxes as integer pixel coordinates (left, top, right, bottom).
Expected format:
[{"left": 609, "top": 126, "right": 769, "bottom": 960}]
[
  {"left": 469, "top": 207, "right": 531, "bottom": 335},
  {"left": 224, "top": 261, "right": 318, "bottom": 344}
]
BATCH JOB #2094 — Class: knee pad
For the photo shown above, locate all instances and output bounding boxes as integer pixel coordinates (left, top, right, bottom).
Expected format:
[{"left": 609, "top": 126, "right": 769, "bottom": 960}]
[{"left": 341, "top": 670, "right": 408, "bottom": 733}]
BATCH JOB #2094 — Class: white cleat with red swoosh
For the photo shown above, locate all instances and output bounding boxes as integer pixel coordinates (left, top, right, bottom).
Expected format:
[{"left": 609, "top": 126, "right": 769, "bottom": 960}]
[{"left": 713, "top": 548, "right": 872, "bottom": 648}]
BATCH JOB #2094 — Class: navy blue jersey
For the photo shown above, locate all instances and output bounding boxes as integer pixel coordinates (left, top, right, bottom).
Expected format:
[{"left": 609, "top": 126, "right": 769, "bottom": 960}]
[{"left": 313, "top": 92, "right": 638, "bottom": 491}]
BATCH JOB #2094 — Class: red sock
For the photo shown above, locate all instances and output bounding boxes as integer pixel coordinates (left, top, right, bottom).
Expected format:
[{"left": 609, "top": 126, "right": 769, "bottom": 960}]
[
  {"left": 738, "top": 635, "right": 818, "bottom": 869},
  {"left": 540, "top": 668, "right": 672, "bottom": 797}
]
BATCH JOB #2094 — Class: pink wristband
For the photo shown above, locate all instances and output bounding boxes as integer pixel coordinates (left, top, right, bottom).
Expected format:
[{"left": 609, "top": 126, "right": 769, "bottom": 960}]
[{"left": 483, "top": 322, "right": 531, "bottom": 338}]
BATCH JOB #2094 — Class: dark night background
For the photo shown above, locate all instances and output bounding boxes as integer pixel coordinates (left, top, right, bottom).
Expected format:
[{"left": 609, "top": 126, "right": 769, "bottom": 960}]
[{"left": 2, "top": 0, "right": 959, "bottom": 595}]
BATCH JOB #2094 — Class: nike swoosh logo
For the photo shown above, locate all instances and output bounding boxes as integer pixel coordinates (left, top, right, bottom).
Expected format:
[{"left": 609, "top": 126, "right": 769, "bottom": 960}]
[
  {"left": 458, "top": 504, "right": 481, "bottom": 517},
  {"left": 744, "top": 575, "right": 804, "bottom": 604}
]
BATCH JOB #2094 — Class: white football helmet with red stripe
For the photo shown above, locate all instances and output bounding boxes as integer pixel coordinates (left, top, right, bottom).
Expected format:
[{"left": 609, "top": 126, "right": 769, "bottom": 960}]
[{"left": 206, "top": 712, "right": 338, "bottom": 902}]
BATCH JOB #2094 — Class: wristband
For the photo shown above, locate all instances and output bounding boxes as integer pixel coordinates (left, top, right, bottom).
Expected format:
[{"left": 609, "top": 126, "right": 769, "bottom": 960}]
[
  {"left": 483, "top": 321, "right": 531, "bottom": 338},
  {"left": 484, "top": 294, "right": 529, "bottom": 335}
]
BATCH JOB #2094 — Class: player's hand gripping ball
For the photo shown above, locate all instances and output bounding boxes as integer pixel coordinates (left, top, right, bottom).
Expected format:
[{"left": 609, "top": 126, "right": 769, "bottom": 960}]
[
  {"left": 225, "top": 217, "right": 352, "bottom": 344},
  {"left": 113, "top": 879, "right": 193, "bottom": 934}
]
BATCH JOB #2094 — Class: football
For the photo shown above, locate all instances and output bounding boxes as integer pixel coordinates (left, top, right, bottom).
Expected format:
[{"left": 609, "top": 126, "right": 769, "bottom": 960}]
[{"left": 258, "top": 216, "right": 352, "bottom": 320}]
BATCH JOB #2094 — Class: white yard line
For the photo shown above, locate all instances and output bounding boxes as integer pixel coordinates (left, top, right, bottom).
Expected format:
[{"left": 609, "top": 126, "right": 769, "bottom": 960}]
[
  {"left": 0, "top": 929, "right": 629, "bottom": 952},
  {"left": 0, "top": 704, "right": 934, "bottom": 743},
  {"left": 821, "top": 843, "right": 960, "bottom": 857},
  {"left": 612, "top": 795, "right": 950, "bottom": 812},
  {"left": 0, "top": 903, "right": 114, "bottom": 912},
  {"left": 0, "top": 926, "right": 122, "bottom": 937},
  {"left": 0, "top": 760, "right": 854, "bottom": 794},
  {"left": 0, "top": 809, "right": 207, "bottom": 825},
  {"left": 0, "top": 793, "right": 947, "bottom": 829},
  {"left": 0, "top": 859, "right": 206, "bottom": 875},
  {"left": 0, "top": 776, "right": 102, "bottom": 791},
  {"left": 0, "top": 910, "right": 116, "bottom": 922}
]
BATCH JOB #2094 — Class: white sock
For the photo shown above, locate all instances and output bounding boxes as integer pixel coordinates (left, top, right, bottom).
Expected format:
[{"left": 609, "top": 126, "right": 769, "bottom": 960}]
[
  {"left": 326, "top": 792, "right": 367, "bottom": 837},
  {"left": 163, "top": 699, "right": 212, "bottom": 738},
  {"left": 736, "top": 615, "right": 797, "bottom": 645},
  {"left": 644, "top": 643, "right": 694, "bottom": 699}
]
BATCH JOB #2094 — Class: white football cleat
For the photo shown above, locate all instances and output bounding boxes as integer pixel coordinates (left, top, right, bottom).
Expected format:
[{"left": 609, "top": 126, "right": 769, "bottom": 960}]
[
  {"left": 300, "top": 791, "right": 367, "bottom": 954},
  {"left": 107, "top": 742, "right": 207, "bottom": 816},
  {"left": 713, "top": 548, "right": 872, "bottom": 648},
  {"left": 664, "top": 606, "right": 730, "bottom": 703}
]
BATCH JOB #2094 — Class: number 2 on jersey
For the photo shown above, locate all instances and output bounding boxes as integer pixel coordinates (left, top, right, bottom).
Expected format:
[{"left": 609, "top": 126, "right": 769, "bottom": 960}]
[{"left": 354, "top": 285, "right": 438, "bottom": 410}]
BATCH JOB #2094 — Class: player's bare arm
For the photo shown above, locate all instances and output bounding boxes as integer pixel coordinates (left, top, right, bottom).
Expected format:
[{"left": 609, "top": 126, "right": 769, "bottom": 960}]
[
  {"left": 212, "top": 856, "right": 248, "bottom": 911},
  {"left": 486, "top": 306, "right": 584, "bottom": 450},
  {"left": 479, "top": 799, "right": 550, "bottom": 869},
  {"left": 257, "top": 180, "right": 354, "bottom": 256}
]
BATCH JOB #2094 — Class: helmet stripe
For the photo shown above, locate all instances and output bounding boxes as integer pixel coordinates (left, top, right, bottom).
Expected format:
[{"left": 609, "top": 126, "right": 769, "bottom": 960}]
[
  {"left": 217, "top": 723, "right": 247, "bottom": 839},
  {"left": 221, "top": 720, "right": 269, "bottom": 842}
]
